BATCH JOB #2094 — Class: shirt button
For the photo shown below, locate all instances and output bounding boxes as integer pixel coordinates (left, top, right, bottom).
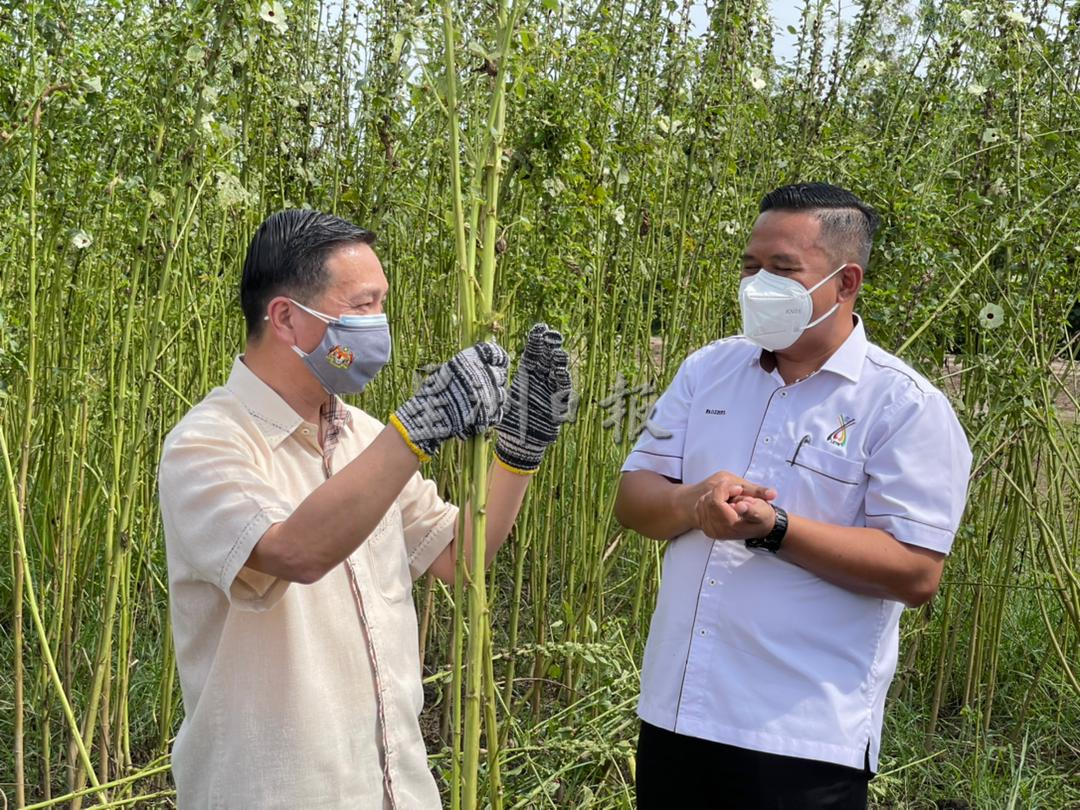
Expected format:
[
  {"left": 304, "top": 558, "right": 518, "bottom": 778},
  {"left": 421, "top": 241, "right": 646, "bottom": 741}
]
[
  {"left": 780, "top": 391, "right": 788, "bottom": 397},
  {"left": 763, "top": 437, "right": 771, "bottom": 444},
  {"left": 699, "top": 629, "right": 707, "bottom": 637},
  {"left": 709, "top": 579, "right": 717, "bottom": 586},
  {"left": 301, "top": 428, "right": 311, "bottom": 435}
]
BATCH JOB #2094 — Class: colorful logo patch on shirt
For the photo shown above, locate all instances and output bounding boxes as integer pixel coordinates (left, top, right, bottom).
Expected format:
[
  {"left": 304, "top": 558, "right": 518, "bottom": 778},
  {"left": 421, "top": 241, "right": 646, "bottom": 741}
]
[
  {"left": 826, "top": 414, "right": 856, "bottom": 447},
  {"left": 326, "top": 344, "right": 355, "bottom": 369}
]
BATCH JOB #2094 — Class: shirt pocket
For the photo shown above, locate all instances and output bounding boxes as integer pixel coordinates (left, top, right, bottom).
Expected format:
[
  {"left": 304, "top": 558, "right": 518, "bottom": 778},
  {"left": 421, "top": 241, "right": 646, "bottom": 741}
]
[
  {"left": 788, "top": 442, "right": 867, "bottom": 524},
  {"left": 364, "top": 501, "right": 411, "bottom": 603}
]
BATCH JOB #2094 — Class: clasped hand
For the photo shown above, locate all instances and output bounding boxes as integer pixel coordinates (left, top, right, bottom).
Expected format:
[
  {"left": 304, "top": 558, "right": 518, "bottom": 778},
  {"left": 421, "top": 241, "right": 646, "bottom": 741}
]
[{"left": 691, "top": 471, "right": 778, "bottom": 541}]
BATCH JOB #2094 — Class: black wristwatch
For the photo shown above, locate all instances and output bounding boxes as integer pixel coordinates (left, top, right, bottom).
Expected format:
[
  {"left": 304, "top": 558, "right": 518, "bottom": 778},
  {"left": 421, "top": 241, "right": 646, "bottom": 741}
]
[{"left": 745, "top": 505, "right": 788, "bottom": 554}]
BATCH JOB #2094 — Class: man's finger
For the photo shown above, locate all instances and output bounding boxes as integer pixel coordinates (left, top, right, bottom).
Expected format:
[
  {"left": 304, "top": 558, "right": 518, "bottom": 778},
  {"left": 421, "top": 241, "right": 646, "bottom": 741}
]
[
  {"left": 738, "top": 480, "right": 777, "bottom": 501},
  {"left": 718, "top": 482, "right": 744, "bottom": 502}
]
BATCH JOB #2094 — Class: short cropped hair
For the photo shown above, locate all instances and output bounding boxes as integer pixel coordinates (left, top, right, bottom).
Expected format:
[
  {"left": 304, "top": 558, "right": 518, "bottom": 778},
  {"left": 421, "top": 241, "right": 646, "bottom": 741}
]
[
  {"left": 240, "top": 209, "right": 376, "bottom": 338},
  {"left": 759, "top": 182, "right": 880, "bottom": 269}
]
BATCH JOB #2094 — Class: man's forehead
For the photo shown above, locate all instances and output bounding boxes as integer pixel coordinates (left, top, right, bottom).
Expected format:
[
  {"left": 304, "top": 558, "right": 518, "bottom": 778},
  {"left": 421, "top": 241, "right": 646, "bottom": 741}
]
[
  {"left": 324, "top": 243, "right": 388, "bottom": 293},
  {"left": 744, "top": 210, "right": 827, "bottom": 260}
]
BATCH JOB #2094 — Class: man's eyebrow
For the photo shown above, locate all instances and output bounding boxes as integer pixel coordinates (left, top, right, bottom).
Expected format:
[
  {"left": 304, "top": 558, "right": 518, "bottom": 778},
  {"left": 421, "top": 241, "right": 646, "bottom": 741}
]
[
  {"left": 349, "top": 284, "right": 386, "bottom": 299},
  {"left": 742, "top": 252, "right": 802, "bottom": 265}
]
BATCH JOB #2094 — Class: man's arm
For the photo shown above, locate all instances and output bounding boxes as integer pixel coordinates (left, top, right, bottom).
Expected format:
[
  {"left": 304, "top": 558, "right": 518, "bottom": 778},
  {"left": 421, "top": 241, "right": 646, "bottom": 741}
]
[
  {"left": 427, "top": 323, "right": 575, "bottom": 583},
  {"left": 247, "top": 426, "right": 419, "bottom": 584},
  {"left": 426, "top": 461, "right": 531, "bottom": 584},
  {"left": 247, "top": 342, "right": 509, "bottom": 585},
  {"left": 614, "top": 469, "right": 776, "bottom": 541},
  {"left": 705, "top": 493, "right": 944, "bottom": 608},
  {"left": 781, "top": 515, "right": 945, "bottom": 607}
]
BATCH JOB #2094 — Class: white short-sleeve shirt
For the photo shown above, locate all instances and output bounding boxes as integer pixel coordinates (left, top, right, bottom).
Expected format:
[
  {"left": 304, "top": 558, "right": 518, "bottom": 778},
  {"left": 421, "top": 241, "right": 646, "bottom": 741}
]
[{"left": 621, "top": 316, "right": 972, "bottom": 771}]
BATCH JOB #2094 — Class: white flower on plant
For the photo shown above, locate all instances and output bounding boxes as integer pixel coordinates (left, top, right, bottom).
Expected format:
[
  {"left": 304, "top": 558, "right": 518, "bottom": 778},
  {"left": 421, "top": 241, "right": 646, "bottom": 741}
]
[
  {"left": 749, "top": 66, "right": 767, "bottom": 92},
  {"left": 978, "top": 303, "right": 1005, "bottom": 329},
  {"left": 858, "top": 57, "right": 886, "bottom": 76},
  {"left": 200, "top": 112, "right": 216, "bottom": 134},
  {"left": 217, "top": 171, "right": 255, "bottom": 209},
  {"left": 201, "top": 85, "right": 219, "bottom": 106},
  {"left": 85, "top": 76, "right": 103, "bottom": 93},
  {"left": 966, "top": 82, "right": 987, "bottom": 96},
  {"left": 542, "top": 177, "right": 566, "bottom": 198},
  {"left": 721, "top": 221, "right": 739, "bottom": 235},
  {"left": 613, "top": 205, "right": 626, "bottom": 226},
  {"left": 259, "top": 2, "right": 288, "bottom": 34},
  {"left": 149, "top": 189, "right": 167, "bottom": 208},
  {"left": 982, "top": 127, "right": 1002, "bottom": 144},
  {"left": 959, "top": 9, "right": 976, "bottom": 26},
  {"left": 71, "top": 230, "right": 92, "bottom": 250},
  {"left": 1004, "top": 9, "right": 1029, "bottom": 26}
]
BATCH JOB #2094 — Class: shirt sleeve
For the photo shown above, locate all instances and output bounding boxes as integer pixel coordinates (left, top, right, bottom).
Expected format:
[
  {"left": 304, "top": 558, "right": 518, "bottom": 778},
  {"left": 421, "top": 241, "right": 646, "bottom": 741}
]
[
  {"left": 396, "top": 470, "right": 459, "bottom": 580},
  {"left": 864, "top": 390, "right": 973, "bottom": 554},
  {"left": 620, "top": 353, "right": 698, "bottom": 481},
  {"left": 159, "top": 426, "right": 294, "bottom": 611}
]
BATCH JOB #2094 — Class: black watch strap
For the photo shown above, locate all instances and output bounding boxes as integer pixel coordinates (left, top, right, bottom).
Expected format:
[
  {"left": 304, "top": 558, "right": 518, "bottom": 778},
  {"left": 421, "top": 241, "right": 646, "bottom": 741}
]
[{"left": 745, "top": 505, "right": 788, "bottom": 553}]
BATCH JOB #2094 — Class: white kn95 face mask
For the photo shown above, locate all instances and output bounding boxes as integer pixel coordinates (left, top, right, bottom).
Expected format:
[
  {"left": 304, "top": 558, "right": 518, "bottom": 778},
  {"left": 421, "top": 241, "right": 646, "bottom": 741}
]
[{"left": 738, "top": 265, "right": 844, "bottom": 352}]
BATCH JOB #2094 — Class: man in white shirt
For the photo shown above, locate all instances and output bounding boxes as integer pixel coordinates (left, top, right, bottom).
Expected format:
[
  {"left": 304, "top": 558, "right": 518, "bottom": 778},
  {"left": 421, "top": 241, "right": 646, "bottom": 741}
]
[
  {"left": 159, "top": 209, "right": 572, "bottom": 808},
  {"left": 616, "top": 183, "right": 972, "bottom": 809}
]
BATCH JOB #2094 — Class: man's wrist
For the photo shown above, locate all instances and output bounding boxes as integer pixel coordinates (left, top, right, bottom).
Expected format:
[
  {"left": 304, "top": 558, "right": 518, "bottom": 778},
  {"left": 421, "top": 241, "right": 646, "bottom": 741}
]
[
  {"left": 675, "top": 483, "right": 700, "bottom": 533},
  {"left": 746, "top": 505, "right": 788, "bottom": 553}
]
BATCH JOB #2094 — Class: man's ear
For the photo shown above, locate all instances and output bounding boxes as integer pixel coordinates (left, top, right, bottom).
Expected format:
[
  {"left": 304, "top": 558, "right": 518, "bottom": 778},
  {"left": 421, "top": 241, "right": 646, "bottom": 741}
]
[
  {"left": 264, "top": 296, "right": 298, "bottom": 341},
  {"left": 839, "top": 264, "right": 863, "bottom": 301}
]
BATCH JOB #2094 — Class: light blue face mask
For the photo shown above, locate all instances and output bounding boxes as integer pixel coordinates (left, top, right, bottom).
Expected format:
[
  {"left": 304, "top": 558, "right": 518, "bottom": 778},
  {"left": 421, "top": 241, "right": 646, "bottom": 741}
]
[{"left": 287, "top": 299, "right": 392, "bottom": 395}]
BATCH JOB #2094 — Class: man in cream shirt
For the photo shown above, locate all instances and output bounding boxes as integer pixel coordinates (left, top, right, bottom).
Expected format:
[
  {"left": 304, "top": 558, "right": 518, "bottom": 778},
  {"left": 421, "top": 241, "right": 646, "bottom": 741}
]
[
  {"left": 617, "top": 183, "right": 972, "bottom": 809},
  {"left": 159, "top": 210, "right": 571, "bottom": 808}
]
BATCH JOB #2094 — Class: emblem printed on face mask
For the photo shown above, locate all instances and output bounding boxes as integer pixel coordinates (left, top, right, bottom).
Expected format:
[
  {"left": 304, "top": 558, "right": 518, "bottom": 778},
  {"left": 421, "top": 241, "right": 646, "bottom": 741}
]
[
  {"left": 326, "top": 345, "right": 355, "bottom": 370},
  {"left": 826, "top": 414, "right": 856, "bottom": 447},
  {"left": 287, "top": 299, "right": 392, "bottom": 395}
]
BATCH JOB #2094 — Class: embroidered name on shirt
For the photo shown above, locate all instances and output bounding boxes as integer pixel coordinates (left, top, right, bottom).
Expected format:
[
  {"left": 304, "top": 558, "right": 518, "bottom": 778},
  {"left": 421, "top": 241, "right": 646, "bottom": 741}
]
[
  {"left": 826, "top": 414, "right": 857, "bottom": 447},
  {"left": 704, "top": 408, "right": 727, "bottom": 415}
]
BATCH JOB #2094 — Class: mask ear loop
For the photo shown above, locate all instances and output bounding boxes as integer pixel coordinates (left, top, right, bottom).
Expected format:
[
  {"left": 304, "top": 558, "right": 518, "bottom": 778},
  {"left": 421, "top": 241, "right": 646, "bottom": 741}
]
[
  {"left": 802, "top": 264, "right": 848, "bottom": 329},
  {"left": 288, "top": 298, "right": 335, "bottom": 324}
]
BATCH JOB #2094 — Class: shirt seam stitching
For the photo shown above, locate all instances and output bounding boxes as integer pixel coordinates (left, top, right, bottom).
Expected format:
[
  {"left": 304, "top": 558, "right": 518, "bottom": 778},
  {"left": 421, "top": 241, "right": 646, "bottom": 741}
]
[
  {"left": 407, "top": 505, "right": 458, "bottom": 570},
  {"left": 217, "top": 506, "right": 289, "bottom": 592}
]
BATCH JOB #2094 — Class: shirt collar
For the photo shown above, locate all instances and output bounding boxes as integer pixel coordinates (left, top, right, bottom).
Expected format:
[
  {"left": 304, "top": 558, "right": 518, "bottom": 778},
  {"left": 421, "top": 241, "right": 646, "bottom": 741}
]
[
  {"left": 819, "top": 314, "right": 867, "bottom": 383},
  {"left": 748, "top": 314, "right": 867, "bottom": 383},
  {"left": 224, "top": 356, "right": 352, "bottom": 449}
]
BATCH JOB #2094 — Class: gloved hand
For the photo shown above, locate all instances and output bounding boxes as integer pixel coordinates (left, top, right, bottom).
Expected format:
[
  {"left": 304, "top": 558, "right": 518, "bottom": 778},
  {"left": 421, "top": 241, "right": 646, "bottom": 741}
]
[
  {"left": 391, "top": 342, "right": 509, "bottom": 462},
  {"left": 495, "top": 323, "right": 575, "bottom": 474}
]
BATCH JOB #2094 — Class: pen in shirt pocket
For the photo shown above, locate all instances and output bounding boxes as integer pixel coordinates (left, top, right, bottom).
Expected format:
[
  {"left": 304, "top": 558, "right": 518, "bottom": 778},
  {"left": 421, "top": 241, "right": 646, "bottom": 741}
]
[{"left": 789, "top": 434, "right": 812, "bottom": 465}]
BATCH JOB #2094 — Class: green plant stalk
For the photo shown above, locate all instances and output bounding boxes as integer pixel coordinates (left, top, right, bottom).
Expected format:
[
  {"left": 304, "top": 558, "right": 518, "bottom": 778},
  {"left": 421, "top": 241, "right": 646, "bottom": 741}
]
[
  {"left": 12, "top": 92, "right": 36, "bottom": 810},
  {"left": 440, "top": 5, "right": 470, "bottom": 805},
  {"left": 0, "top": 423, "right": 101, "bottom": 791},
  {"left": 71, "top": 165, "right": 211, "bottom": 807}
]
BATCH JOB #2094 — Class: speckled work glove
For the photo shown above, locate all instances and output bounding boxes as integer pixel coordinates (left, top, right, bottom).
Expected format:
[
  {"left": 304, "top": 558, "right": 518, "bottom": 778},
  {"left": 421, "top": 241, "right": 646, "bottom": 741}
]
[
  {"left": 391, "top": 342, "right": 509, "bottom": 462},
  {"left": 495, "top": 323, "right": 575, "bottom": 474}
]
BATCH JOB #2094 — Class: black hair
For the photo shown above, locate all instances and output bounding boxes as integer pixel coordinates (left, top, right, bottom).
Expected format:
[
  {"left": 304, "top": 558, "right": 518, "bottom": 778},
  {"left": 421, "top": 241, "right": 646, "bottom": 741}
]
[
  {"left": 240, "top": 209, "right": 376, "bottom": 338},
  {"left": 759, "top": 182, "right": 880, "bottom": 268}
]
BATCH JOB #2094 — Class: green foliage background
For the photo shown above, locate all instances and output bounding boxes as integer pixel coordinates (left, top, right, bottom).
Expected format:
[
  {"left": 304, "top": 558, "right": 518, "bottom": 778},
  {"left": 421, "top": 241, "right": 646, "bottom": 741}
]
[{"left": 1, "top": 0, "right": 1078, "bottom": 807}]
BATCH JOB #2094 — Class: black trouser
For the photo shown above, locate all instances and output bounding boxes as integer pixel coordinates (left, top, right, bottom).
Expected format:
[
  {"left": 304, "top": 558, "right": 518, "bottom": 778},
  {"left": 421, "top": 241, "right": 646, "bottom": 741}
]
[{"left": 636, "top": 721, "right": 871, "bottom": 809}]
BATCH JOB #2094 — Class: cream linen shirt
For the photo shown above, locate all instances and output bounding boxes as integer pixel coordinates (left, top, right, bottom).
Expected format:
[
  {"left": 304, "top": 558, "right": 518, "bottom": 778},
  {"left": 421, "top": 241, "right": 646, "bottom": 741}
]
[{"left": 159, "top": 357, "right": 457, "bottom": 809}]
